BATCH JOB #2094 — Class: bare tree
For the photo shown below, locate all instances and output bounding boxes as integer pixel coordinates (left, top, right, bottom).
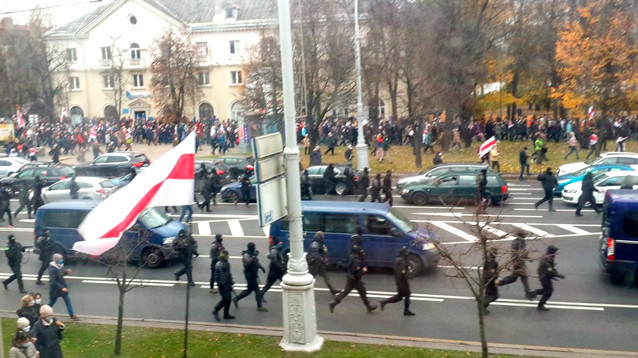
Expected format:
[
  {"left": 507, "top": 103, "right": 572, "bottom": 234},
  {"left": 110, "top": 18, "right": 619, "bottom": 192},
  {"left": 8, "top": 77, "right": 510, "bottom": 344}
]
[{"left": 107, "top": 37, "right": 128, "bottom": 121}]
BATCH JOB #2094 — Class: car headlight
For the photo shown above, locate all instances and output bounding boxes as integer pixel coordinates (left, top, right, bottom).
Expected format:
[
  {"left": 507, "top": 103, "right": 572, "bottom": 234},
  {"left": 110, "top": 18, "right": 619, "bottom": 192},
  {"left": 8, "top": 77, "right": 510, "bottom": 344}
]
[
  {"left": 163, "top": 236, "right": 176, "bottom": 246},
  {"left": 401, "top": 188, "right": 410, "bottom": 194},
  {"left": 564, "top": 189, "right": 577, "bottom": 194},
  {"left": 422, "top": 242, "right": 436, "bottom": 250}
]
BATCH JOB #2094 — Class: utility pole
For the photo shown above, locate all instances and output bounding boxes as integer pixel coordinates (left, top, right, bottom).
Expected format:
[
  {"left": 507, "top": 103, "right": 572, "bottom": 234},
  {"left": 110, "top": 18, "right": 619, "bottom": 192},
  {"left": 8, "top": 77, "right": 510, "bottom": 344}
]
[
  {"left": 277, "top": 0, "right": 323, "bottom": 352},
  {"left": 354, "top": 0, "right": 369, "bottom": 170}
]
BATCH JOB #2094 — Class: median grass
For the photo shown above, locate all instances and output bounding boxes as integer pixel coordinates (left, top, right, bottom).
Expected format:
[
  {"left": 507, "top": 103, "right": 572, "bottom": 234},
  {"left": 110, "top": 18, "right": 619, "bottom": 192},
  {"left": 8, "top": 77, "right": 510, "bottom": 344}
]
[{"left": 2, "top": 318, "right": 529, "bottom": 358}]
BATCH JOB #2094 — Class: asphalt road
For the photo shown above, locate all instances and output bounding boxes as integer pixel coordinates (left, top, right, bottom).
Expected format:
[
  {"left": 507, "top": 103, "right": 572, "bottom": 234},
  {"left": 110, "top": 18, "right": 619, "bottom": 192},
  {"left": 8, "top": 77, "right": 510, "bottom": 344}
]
[{"left": 1, "top": 182, "right": 637, "bottom": 353}]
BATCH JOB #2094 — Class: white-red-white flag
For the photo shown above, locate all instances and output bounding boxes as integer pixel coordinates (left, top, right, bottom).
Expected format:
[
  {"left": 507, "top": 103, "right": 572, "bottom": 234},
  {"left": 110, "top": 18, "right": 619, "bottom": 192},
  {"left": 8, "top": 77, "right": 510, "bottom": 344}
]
[
  {"left": 74, "top": 133, "right": 195, "bottom": 256},
  {"left": 60, "top": 108, "right": 68, "bottom": 122},
  {"left": 587, "top": 106, "right": 595, "bottom": 120},
  {"left": 16, "top": 110, "right": 25, "bottom": 128},
  {"left": 478, "top": 136, "right": 496, "bottom": 158}
]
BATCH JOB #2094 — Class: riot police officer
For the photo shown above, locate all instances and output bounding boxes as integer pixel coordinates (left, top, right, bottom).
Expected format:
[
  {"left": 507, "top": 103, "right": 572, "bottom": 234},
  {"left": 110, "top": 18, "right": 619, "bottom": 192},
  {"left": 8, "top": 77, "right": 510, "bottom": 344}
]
[
  {"left": 240, "top": 173, "right": 251, "bottom": 205},
  {"left": 14, "top": 182, "right": 33, "bottom": 219},
  {"left": 307, "top": 231, "right": 339, "bottom": 295},
  {"left": 497, "top": 230, "right": 533, "bottom": 299},
  {"left": 533, "top": 245, "right": 564, "bottom": 311},
  {"left": 212, "top": 250, "right": 235, "bottom": 321},
  {"left": 483, "top": 247, "right": 499, "bottom": 314},
  {"left": 379, "top": 247, "right": 414, "bottom": 316},
  {"left": 370, "top": 173, "right": 383, "bottom": 203},
  {"left": 36, "top": 229, "right": 54, "bottom": 285},
  {"left": 358, "top": 168, "right": 370, "bottom": 202},
  {"left": 301, "top": 170, "right": 313, "bottom": 200},
  {"left": 260, "top": 238, "right": 286, "bottom": 302},
  {"left": 209, "top": 234, "right": 225, "bottom": 293},
  {"left": 233, "top": 242, "right": 268, "bottom": 311},
  {"left": 3, "top": 235, "right": 27, "bottom": 293},
  {"left": 383, "top": 170, "right": 393, "bottom": 206},
  {"left": 32, "top": 176, "right": 45, "bottom": 212},
  {"left": 69, "top": 175, "right": 79, "bottom": 200},
  {"left": 173, "top": 230, "right": 199, "bottom": 286}
]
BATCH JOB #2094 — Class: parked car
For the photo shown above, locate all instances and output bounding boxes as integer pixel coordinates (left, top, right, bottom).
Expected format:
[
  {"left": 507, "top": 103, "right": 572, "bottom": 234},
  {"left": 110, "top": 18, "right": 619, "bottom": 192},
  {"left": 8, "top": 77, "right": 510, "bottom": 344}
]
[
  {"left": 556, "top": 152, "right": 638, "bottom": 176},
  {"left": 220, "top": 175, "right": 257, "bottom": 203},
  {"left": 561, "top": 171, "right": 638, "bottom": 205},
  {"left": 269, "top": 201, "right": 439, "bottom": 276},
  {"left": 216, "top": 156, "right": 254, "bottom": 180},
  {"left": 38, "top": 177, "right": 116, "bottom": 203},
  {"left": 555, "top": 164, "right": 634, "bottom": 195},
  {"left": 194, "top": 160, "right": 229, "bottom": 191},
  {"left": 306, "top": 165, "right": 358, "bottom": 195},
  {"left": 0, "top": 157, "right": 30, "bottom": 177},
  {"left": 0, "top": 163, "right": 75, "bottom": 196},
  {"left": 74, "top": 152, "right": 150, "bottom": 177},
  {"left": 397, "top": 164, "right": 493, "bottom": 190},
  {"left": 400, "top": 170, "right": 510, "bottom": 206},
  {"left": 599, "top": 190, "right": 638, "bottom": 285}
]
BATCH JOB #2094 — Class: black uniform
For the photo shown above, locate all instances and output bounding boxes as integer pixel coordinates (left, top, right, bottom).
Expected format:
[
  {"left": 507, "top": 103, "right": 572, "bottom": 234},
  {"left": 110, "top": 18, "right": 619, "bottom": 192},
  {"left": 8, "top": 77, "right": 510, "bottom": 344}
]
[
  {"left": 32, "top": 177, "right": 45, "bottom": 212},
  {"left": 358, "top": 169, "right": 370, "bottom": 202},
  {"left": 199, "top": 174, "right": 212, "bottom": 212},
  {"left": 260, "top": 242, "right": 286, "bottom": 301},
  {"left": 370, "top": 174, "right": 382, "bottom": 203},
  {"left": 0, "top": 186, "right": 13, "bottom": 226},
  {"left": 382, "top": 172, "right": 393, "bottom": 206},
  {"left": 576, "top": 172, "right": 600, "bottom": 215},
  {"left": 212, "top": 251, "right": 235, "bottom": 320},
  {"left": 476, "top": 169, "right": 488, "bottom": 205},
  {"left": 240, "top": 174, "right": 251, "bottom": 205},
  {"left": 209, "top": 235, "right": 225, "bottom": 291},
  {"left": 534, "top": 246, "right": 564, "bottom": 310},
  {"left": 301, "top": 171, "right": 313, "bottom": 200},
  {"left": 379, "top": 248, "right": 414, "bottom": 315},
  {"left": 69, "top": 178, "right": 79, "bottom": 199},
  {"left": 323, "top": 164, "right": 336, "bottom": 194},
  {"left": 3, "top": 236, "right": 26, "bottom": 292},
  {"left": 36, "top": 233, "right": 55, "bottom": 283},
  {"left": 483, "top": 249, "right": 499, "bottom": 313},
  {"left": 14, "top": 183, "right": 33, "bottom": 219},
  {"left": 173, "top": 231, "right": 199, "bottom": 285},
  {"left": 344, "top": 166, "right": 356, "bottom": 196},
  {"left": 535, "top": 169, "right": 558, "bottom": 211},
  {"left": 329, "top": 240, "right": 377, "bottom": 313},
  {"left": 210, "top": 171, "right": 221, "bottom": 205},
  {"left": 233, "top": 243, "right": 267, "bottom": 310},
  {"left": 307, "top": 233, "right": 339, "bottom": 295},
  {"left": 497, "top": 236, "right": 532, "bottom": 298}
]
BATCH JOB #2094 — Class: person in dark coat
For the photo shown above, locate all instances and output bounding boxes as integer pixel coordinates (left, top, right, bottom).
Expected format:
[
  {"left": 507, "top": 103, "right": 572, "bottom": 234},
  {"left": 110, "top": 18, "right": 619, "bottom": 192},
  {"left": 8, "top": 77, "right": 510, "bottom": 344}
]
[
  {"left": 497, "top": 230, "right": 533, "bottom": 299},
  {"left": 307, "top": 231, "right": 339, "bottom": 295},
  {"left": 36, "top": 230, "right": 54, "bottom": 285},
  {"left": 534, "top": 167, "right": 557, "bottom": 212},
  {"left": 476, "top": 168, "right": 488, "bottom": 206},
  {"left": 3, "top": 235, "right": 27, "bottom": 293},
  {"left": 344, "top": 145, "right": 353, "bottom": 167},
  {"left": 358, "top": 168, "right": 370, "bottom": 202},
  {"left": 210, "top": 170, "right": 221, "bottom": 205},
  {"left": 519, "top": 147, "right": 530, "bottom": 180},
  {"left": 483, "top": 247, "right": 499, "bottom": 314},
  {"left": 173, "top": 230, "right": 199, "bottom": 286},
  {"left": 29, "top": 305, "right": 65, "bottom": 358},
  {"left": 533, "top": 245, "right": 564, "bottom": 311},
  {"left": 14, "top": 182, "right": 33, "bottom": 219},
  {"left": 233, "top": 242, "right": 268, "bottom": 311},
  {"left": 32, "top": 176, "right": 45, "bottom": 213},
  {"left": 0, "top": 185, "right": 14, "bottom": 227},
  {"left": 48, "top": 254, "right": 78, "bottom": 320},
  {"left": 240, "top": 173, "right": 251, "bottom": 205},
  {"left": 370, "top": 173, "right": 382, "bottom": 203},
  {"left": 68, "top": 175, "right": 79, "bottom": 200},
  {"left": 199, "top": 174, "right": 212, "bottom": 212},
  {"left": 310, "top": 146, "right": 322, "bottom": 166},
  {"left": 300, "top": 169, "right": 313, "bottom": 200},
  {"left": 576, "top": 172, "right": 601, "bottom": 216},
  {"left": 259, "top": 239, "right": 286, "bottom": 302},
  {"left": 329, "top": 230, "right": 378, "bottom": 313},
  {"left": 322, "top": 164, "right": 336, "bottom": 194},
  {"left": 17, "top": 294, "right": 40, "bottom": 326},
  {"left": 620, "top": 176, "right": 634, "bottom": 190},
  {"left": 212, "top": 250, "right": 235, "bottom": 321},
  {"left": 382, "top": 170, "right": 393, "bottom": 206},
  {"left": 209, "top": 234, "right": 225, "bottom": 293},
  {"left": 379, "top": 247, "right": 414, "bottom": 316},
  {"left": 343, "top": 166, "right": 355, "bottom": 196}
]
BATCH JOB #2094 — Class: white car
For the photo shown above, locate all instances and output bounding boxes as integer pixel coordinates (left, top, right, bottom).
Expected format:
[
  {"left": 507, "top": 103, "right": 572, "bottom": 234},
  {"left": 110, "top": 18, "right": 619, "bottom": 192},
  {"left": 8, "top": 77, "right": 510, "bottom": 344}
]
[
  {"left": 561, "top": 171, "right": 638, "bottom": 205},
  {"left": 557, "top": 152, "right": 638, "bottom": 176},
  {"left": 39, "top": 177, "right": 116, "bottom": 203},
  {"left": 0, "top": 157, "right": 30, "bottom": 177}
]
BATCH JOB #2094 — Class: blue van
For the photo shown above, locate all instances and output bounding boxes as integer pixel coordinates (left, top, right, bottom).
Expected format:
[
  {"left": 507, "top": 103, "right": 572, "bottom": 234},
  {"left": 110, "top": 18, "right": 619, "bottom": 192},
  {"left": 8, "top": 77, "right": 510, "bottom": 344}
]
[
  {"left": 34, "top": 200, "right": 187, "bottom": 268},
  {"left": 599, "top": 190, "right": 638, "bottom": 284},
  {"left": 269, "top": 201, "right": 439, "bottom": 276}
]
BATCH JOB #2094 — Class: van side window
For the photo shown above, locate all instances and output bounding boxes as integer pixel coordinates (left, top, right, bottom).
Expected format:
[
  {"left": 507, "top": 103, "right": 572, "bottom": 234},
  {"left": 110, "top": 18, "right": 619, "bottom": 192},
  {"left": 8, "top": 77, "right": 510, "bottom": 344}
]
[
  {"left": 623, "top": 210, "right": 638, "bottom": 237},
  {"left": 366, "top": 216, "right": 393, "bottom": 235},
  {"left": 42, "top": 211, "right": 90, "bottom": 229},
  {"left": 324, "top": 214, "right": 358, "bottom": 233},
  {"left": 302, "top": 213, "right": 325, "bottom": 232}
]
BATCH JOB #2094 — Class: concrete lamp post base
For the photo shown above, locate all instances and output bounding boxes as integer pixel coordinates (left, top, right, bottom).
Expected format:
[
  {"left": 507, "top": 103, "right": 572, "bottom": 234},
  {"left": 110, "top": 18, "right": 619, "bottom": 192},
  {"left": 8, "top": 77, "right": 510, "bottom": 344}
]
[{"left": 356, "top": 143, "right": 369, "bottom": 170}]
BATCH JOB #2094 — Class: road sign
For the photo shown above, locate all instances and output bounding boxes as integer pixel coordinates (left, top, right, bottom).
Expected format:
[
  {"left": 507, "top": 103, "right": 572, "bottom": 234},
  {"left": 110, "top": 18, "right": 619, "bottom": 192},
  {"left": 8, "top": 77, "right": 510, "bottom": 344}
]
[
  {"left": 252, "top": 132, "right": 283, "bottom": 159},
  {"left": 255, "top": 155, "right": 285, "bottom": 182},
  {"left": 256, "top": 176, "right": 288, "bottom": 227}
]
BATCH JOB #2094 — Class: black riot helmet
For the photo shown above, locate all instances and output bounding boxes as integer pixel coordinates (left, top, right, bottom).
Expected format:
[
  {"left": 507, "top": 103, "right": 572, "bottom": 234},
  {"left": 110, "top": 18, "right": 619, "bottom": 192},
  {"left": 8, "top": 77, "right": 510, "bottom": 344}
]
[{"left": 247, "top": 242, "right": 256, "bottom": 253}]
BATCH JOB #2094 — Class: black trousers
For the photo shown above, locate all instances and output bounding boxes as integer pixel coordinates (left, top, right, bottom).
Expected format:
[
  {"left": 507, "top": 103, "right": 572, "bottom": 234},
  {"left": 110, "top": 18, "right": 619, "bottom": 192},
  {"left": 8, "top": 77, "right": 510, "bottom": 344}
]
[
  {"left": 175, "top": 259, "right": 193, "bottom": 283},
  {"left": 241, "top": 190, "right": 250, "bottom": 205},
  {"left": 334, "top": 275, "right": 371, "bottom": 308},
  {"left": 0, "top": 206, "right": 13, "bottom": 225},
  {"left": 484, "top": 282, "right": 499, "bottom": 308},
  {"left": 3, "top": 262, "right": 24, "bottom": 291},
  {"left": 381, "top": 282, "right": 410, "bottom": 311},
  {"left": 535, "top": 188, "right": 554, "bottom": 209},
  {"left": 324, "top": 147, "right": 335, "bottom": 155},
  {"left": 14, "top": 199, "right": 32, "bottom": 218},
  {"left": 536, "top": 277, "right": 553, "bottom": 307},
  {"left": 358, "top": 188, "right": 369, "bottom": 202},
  {"left": 577, "top": 192, "right": 600, "bottom": 214},
  {"left": 309, "top": 266, "right": 338, "bottom": 294},
  {"left": 260, "top": 269, "right": 284, "bottom": 299},
  {"left": 498, "top": 271, "right": 531, "bottom": 294},
  {"left": 209, "top": 259, "right": 218, "bottom": 289},
  {"left": 383, "top": 188, "right": 393, "bottom": 206},
  {"left": 213, "top": 289, "right": 232, "bottom": 316},
  {"left": 370, "top": 190, "right": 382, "bottom": 203},
  {"left": 37, "top": 259, "right": 49, "bottom": 281},
  {"left": 235, "top": 276, "right": 262, "bottom": 308}
]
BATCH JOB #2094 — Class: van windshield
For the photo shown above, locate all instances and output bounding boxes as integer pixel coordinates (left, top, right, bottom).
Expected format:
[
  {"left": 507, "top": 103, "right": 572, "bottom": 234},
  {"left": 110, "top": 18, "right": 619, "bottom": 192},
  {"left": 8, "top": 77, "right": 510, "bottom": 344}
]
[
  {"left": 387, "top": 209, "right": 414, "bottom": 232},
  {"left": 138, "top": 208, "right": 170, "bottom": 229}
]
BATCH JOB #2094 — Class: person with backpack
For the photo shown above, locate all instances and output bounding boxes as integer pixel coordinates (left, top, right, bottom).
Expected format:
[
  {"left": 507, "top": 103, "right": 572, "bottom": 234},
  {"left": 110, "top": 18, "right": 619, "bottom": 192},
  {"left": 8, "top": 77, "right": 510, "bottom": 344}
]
[
  {"left": 233, "top": 242, "right": 268, "bottom": 312},
  {"left": 3, "top": 235, "right": 27, "bottom": 293},
  {"left": 209, "top": 234, "right": 225, "bottom": 293}
]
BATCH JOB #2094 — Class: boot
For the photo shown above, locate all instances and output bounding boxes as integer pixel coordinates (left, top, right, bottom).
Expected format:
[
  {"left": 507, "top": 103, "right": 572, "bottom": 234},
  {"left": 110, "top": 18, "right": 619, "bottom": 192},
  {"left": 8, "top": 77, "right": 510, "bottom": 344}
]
[
  {"left": 404, "top": 310, "right": 416, "bottom": 316},
  {"left": 257, "top": 307, "right": 268, "bottom": 312},
  {"left": 548, "top": 202, "right": 556, "bottom": 212},
  {"left": 366, "top": 304, "right": 378, "bottom": 312},
  {"left": 212, "top": 310, "right": 220, "bottom": 321},
  {"left": 328, "top": 301, "right": 337, "bottom": 313},
  {"left": 223, "top": 314, "right": 235, "bottom": 319},
  {"left": 379, "top": 300, "right": 386, "bottom": 311},
  {"left": 232, "top": 297, "right": 239, "bottom": 309}
]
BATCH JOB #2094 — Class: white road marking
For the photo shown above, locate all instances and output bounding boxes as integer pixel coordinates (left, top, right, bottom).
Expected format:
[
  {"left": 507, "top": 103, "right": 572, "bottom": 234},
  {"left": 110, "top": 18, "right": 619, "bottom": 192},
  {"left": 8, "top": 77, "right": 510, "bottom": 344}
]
[
  {"left": 169, "top": 213, "right": 258, "bottom": 219},
  {"left": 19, "top": 219, "right": 35, "bottom": 223},
  {"left": 507, "top": 183, "right": 531, "bottom": 187},
  {"left": 514, "top": 208, "right": 595, "bottom": 212},
  {"left": 513, "top": 192, "right": 532, "bottom": 195},
  {"left": 82, "top": 280, "right": 174, "bottom": 287},
  {"left": 413, "top": 213, "right": 543, "bottom": 218},
  {"left": 512, "top": 197, "right": 542, "bottom": 200},
  {"left": 262, "top": 224, "right": 270, "bottom": 237},
  {"left": 510, "top": 223, "right": 551, "bottom": 237},
  {"left": 197, "top": 221, "right": 211, "bottom": 236},
  {"left": 557, "top": 224, "right": 591, "bottom": 235},
  {"left": 420, "top": 220, "right": 599, "bottom": 227},
  {"left": 429, "top": 221, "right": 477, "bottom": 241},
  {"left": 483, "top": 225, "right": 516, "bottom": 240},
  {"left": 491, "top": 302, "right": 603, "bottom": 311},
  {"left": 228, "top": 219, "right": 244, "bottom": 237},
  {"left": 441, "top": 232, "right": 599, "bottom": 245},
  {"left": 393, "top": 206, "right": 465, "bottom": 210}
]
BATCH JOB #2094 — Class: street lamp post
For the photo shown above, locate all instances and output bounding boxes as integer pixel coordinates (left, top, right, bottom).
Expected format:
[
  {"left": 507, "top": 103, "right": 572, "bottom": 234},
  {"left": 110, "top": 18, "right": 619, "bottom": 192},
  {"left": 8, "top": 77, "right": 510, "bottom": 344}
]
[
  {"left": 277, "top": 0, "right": 323, "bottom": 352},
  {"left": 353, "top": 0, "right": 369, "bottom": 170}
]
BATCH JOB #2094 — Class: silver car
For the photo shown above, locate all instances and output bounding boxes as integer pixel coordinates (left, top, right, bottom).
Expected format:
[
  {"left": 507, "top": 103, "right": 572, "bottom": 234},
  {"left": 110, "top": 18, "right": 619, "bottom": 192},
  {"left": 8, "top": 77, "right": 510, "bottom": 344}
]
[
  {"left": 0, "top": 157, "right": 30, "bottom": 177},
  {"left": 39, "top": 177, "right": 115, "bottom": 203}
]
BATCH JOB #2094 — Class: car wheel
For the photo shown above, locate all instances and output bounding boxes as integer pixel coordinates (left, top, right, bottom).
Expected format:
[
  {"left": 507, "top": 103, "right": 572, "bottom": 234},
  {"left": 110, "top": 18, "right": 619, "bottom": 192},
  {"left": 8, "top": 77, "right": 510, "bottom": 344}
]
[
  {"left": 117, "top": 168, "right": 129, "bottom": 176},
  {"left": 335, "top": 182, "right": 347, "bottom": 196},
  {"left": 229, "top": 191, "right": 239, "bottom": 204},
  {"left": 142, "top": 248, "right": 164, "bottom": 269},
  {"left": 411, "top": 192, "right": 428, "bottom": 206},
  {"left": 481, "top": 195, "right": 492, "bottom": 207},
  {"left": 406, "top": 254, "right": 424, "bottom": 278}
]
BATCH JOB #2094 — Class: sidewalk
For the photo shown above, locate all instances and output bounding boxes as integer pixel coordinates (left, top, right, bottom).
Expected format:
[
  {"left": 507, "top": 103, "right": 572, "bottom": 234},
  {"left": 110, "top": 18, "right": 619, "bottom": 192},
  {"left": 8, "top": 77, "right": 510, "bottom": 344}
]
[{"left": 1, "top": 311, "right": 635, "bottom": 358}]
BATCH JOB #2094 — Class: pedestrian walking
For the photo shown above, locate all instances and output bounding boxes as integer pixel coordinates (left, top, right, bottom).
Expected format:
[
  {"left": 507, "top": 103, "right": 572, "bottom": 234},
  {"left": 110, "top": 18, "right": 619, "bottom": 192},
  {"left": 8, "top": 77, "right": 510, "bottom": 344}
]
[
  {"left": 29, "top": 305, "right": 66, "bottom": 358},
  {"left": 210, "top": 170, "right": 221, "bottom": 205},
  {"left": 616, "top": 136, "right": 627, "bottom": 152},
  {"left": 307, "top": 231, "right": 339, "bottom": 295},
  {"left": 10, "top": 329, "right": 38, "bottom": 358},
  {"left": 17, "top": 294, "right": 40, "bottom": 326},
  {"left": 323, "top": 164, "right": 337, "bottom": 194},
  {"left": 344, "top": 144, "right": 353, "bottom": 167},
  {"left": 209, "top": 234, "right": 225, "bottom": 293},
  {"left": 259, "top": 238, "right": 286, "bottom": 302},
  {"left": 32, "top": 176, "right": 45, "bottom": 213},
  {"left": 179, "top": 204, "right": 193, "bottom": 223},
  {"left": 370, "top": 173, "right": 382, "bottom": 203},
  {"left": 533, "top": 246, "right": 564, "bottom": 311},
  {"left": 36, "top": 230, "right": 54, "bottom": 285},
  {"left": 3, "top": 235, "right": 27, "bottom": 293},
  {"left": 379, "top": 247, "right": 415, "bottom": 316},
  {"left": 483, "top": 247, "right": 499, "bottom": 314},
  {"left": 199, "top": 174, "right": 212, "bottom": 212},
  {"left": 324, "top": 132, "right": 336, "bottom": 155},
  {"left": 380, "top": 136, "right": 392, "bottom": 163},
  {"left": 490, "top": 146, "right": 500, "bottom": 172},
  {"left": 329, "top": 231, "right": 378, "bottom": 313},
  {"left": 534, "top": 167, "right": 557, "bottom": 212},
  {"left": 48, "top": 253, "right": 79, "bottom": 320},
  {"left": 585, "top": 131, "right": 599, "bottom": 160},
  {"left": 343, "top": 166, "right": 356, "bottom": 196},
  {"left": 0, "top": 185, "right": 14, "bottom": 227},
  {"left": 519, "top": 147, "right": 530, "bottom": 180},
  {"left": 564, "top": 132, "right": 579, "bottom": 159},
  {"left": 358, "top": 168, "right": 370, "bottom": 202},
  {"left": 497, "top": 231, "right": 534, "bottom": 299},
  {"left": 423, "top": 131, "right": 434, "bottom": 154},
  {"left": 382, "top": 170, "right": 393, "bottom": 206},
  {"left": 173, "top": 230, "right": 199, "bottom": 286},
  {"left": 233, "top": 242, "right": 268, "bottom": 312},
  {"left": 14, "top": 182, "right": 33, "bottom": 219},
  {"left": 240, "top": 173, "right": 251, "bottom": 205},
  {"left": 212, "top": 250, "right": 235, "bottom": 321},
  {"left": 68, "top": 175, "right": 79, "bottom": 200},
  {"left": 576, "top": 172, "right": 601, "bottom": 216},
  {"left": 300, "top": 169, "right": 313, "bottom": 200}
]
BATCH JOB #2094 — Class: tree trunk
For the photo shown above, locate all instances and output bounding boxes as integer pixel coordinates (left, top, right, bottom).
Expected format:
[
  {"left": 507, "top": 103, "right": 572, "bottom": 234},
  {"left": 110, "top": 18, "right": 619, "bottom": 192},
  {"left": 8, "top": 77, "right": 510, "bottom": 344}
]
[
  {"left": 477, "top": 295, "right": 489, "bottom": 358},
  {"left": 414, "top": 116, "right": 424, "bottom": 169},
  {"left": 115, "top": 286, "right": 125, "bottom": 355}
]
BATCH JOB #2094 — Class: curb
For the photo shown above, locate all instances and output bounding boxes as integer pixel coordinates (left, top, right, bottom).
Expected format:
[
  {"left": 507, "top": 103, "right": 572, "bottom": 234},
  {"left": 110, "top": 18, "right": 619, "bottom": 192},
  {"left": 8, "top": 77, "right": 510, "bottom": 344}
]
[{"left": 2, "top": 311, "right": 635, "bottom": 358}]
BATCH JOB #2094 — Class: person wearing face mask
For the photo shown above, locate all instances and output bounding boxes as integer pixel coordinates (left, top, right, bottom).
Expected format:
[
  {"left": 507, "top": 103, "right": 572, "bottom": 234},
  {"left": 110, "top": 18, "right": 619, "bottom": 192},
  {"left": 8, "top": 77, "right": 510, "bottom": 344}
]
[
  {"left": 17, "top": 295, "right": 40, "bottom": 326},
  {"left": 259, "top": 238, "right": 286, "bottom": 303},
  {"left": 48, "top": 253, "right": 79, "bottom": 321},
  {"left": 232, "top": 242, "right": 267, "bottom": 312},
  {"left": 9, "top": 329, "right": 38, "bottom": 358},
  {"left": 3, "top": 234, "right": 27, "bottom": 293},
  {"left": 29, "top": 305, "right": 65, "bottom": 358}
]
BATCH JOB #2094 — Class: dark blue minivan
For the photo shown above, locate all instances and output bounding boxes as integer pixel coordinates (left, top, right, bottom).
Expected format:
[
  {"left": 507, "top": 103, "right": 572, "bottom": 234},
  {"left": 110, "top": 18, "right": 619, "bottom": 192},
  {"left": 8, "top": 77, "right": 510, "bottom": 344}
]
[
  {"left": 269, "top": 201, "right": 439, "bottom": 276},
  {"left": 599, "top": 190, "right": 638, "bottom": 284},
  {"left": 34, "top": 200, "right": 187, "bottom": 268}
]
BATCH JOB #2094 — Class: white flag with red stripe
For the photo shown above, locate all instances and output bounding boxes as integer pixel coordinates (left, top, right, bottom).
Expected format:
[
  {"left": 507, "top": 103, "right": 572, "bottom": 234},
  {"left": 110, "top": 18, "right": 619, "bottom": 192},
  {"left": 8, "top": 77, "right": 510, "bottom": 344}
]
[
  {"left": 587, "top": 106, "right": 595, "bottom": 120},
  {"left": 74, "top": 133, "right": 195, "bottom": 256},
  {"left": 16, "top": 110, "right": 25, "bottom": 128},
  {"left": 478, "top": 136, "right": 496, "bottom": 158}
]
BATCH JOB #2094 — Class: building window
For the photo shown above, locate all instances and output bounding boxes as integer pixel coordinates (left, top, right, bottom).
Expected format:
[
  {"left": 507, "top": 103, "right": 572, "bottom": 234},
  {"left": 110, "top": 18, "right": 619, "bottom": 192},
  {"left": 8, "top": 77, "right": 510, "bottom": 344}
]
[
  {"left": 132, "top": 74, "right": 143, "bottom": 88},
  {"left": 103, "top": 75, "right": 114, "bottom": 89},
  {"left": 199, "top": 103, "right": 214, "bottom": 120},
  {"left": 229, "top": 40, "right": 240, "bottom": 54},
  {"left": 129, "top": 15, "right": 137, "bottom": 25},
  {"left": 100, "top": 46, "right": 112, "bottom": 60},
  {"left": 196, "top": 42, "right": 208, "bottom": 58},
  {"left": 198, "top": 72, "right": 210, "bottom": 86},
  {"left": 225, "top": 7, "right": 235, "bottom": 18},
  {"left": 231, "top": 71, "right": 242, "bottom": 85},
  {"left": 69, "top": 76, "right": 80, "bottom": 90},
  {"left": 66, "top": 48, "right": 77, "bottom": 62},
  {"left": 130, "top": 43, "right": 141, "bottom": 59}
]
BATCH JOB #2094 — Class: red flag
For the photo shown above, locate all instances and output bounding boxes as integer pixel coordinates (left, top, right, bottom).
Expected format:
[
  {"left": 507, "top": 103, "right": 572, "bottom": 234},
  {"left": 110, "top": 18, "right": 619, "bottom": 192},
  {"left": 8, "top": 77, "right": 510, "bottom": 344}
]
[{"left": 478, "top": 136, "right": 496, "bottom": 158}]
